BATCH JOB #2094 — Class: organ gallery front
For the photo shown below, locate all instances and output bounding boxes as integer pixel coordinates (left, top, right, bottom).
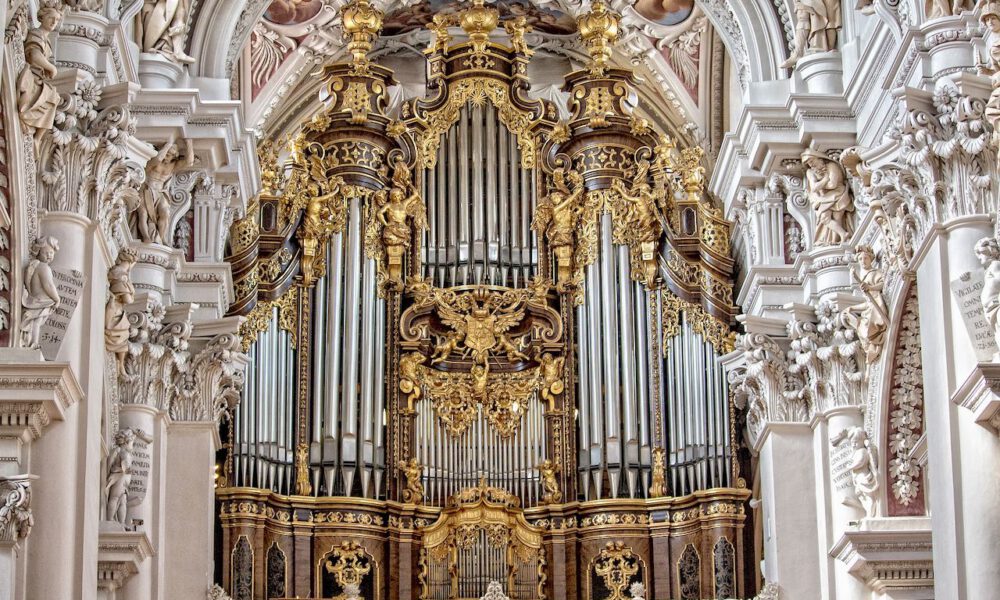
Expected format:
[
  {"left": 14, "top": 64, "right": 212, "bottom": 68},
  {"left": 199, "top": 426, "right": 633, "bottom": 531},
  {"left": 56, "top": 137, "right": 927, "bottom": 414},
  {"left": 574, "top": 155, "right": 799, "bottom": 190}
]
[{"left": 218, "top": 1, "right": 750, "bottom": 598}]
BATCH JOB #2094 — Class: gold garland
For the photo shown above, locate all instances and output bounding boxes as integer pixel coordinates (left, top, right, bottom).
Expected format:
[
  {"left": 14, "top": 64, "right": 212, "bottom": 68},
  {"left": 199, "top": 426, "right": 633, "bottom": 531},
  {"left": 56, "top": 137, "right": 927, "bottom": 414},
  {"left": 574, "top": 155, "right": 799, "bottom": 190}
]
[{"left": 660, "top": 290, "right": 735, "bottom": 356}]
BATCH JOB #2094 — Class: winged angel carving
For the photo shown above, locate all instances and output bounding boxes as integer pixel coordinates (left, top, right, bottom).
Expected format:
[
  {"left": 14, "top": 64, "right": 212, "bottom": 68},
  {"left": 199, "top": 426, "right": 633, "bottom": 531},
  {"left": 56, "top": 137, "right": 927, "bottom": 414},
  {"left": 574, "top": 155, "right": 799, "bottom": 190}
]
[{"left": 367, "top": 158, "right": 426, "bottom": 289}]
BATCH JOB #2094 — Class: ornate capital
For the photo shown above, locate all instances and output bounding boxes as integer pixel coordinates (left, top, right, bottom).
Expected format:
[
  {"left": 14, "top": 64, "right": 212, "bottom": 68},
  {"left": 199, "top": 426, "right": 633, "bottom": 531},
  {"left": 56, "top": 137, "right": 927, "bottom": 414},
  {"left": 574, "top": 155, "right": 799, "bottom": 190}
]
[
  {"left": 0, "top": 474, "right": 36, "bottom": 546},
  {"left": 730, "top": 332, "right": 808, "bottom": 446},
  {"left": 172, "top": 333, "right": 247, "bottom": 423}
]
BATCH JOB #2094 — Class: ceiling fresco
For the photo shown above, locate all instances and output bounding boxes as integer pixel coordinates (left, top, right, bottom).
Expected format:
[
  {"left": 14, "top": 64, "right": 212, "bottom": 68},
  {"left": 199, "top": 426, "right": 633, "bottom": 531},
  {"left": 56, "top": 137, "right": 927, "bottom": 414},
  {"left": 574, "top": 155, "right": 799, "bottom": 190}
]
[{"left": 382, "top": 0, "right": 578, "bottom": 36}]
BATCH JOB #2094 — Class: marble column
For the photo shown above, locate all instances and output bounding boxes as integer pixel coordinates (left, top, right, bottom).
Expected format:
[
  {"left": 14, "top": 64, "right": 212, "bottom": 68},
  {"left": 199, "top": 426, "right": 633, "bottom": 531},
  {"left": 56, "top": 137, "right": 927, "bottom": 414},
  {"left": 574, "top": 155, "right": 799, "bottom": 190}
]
[
  {"left": 163, "top": 421, "right": 219, "bottom": 598},
  {"left": 915, "top": 217, "right": 1000, "bottom": 598},
  {"left": 27, "top": 211, "right": 110, "bottom": 600}
]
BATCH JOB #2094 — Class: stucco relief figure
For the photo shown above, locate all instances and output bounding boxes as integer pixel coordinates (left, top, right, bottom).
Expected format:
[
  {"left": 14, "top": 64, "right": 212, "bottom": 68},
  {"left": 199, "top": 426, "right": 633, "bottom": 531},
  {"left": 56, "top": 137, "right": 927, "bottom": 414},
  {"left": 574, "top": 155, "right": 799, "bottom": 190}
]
[
  {"left": 105, "top": 248, "right": 138, "bottom": 375},
  {"left": 17, "top": 4, "right": 63, "bottom": 147},
  {"left": 831, "top": 427, "right": 880, "bottom": 518},
  {"left": 843, "top": 246, "right": 888, "bottom": 365},
  {"left": 780, "top": 0, "right": 842, "bottom": 68},
  {"left": 137, "top": 0, "right": 196, "bottom": 63},
  {"left": 926, "top": 0, "right": 972, "bottom": 18},
  {"left": 802, "top": 148, "right": 854, "bottom": 246},
  {"left": 975, "top": 237, "right": 1000, "bottom": 356},
  {"left": 135, "top": 139, "right": 193, "bottom": 244},
  {"left": 20, "top": 236, "right": 60, "bottom": 350},
  {"left": 105, "top": 429, "right": 145, "bottom": 524},
  {"left": 979, "top": 1, "right": 1000, "bottom": 159}
]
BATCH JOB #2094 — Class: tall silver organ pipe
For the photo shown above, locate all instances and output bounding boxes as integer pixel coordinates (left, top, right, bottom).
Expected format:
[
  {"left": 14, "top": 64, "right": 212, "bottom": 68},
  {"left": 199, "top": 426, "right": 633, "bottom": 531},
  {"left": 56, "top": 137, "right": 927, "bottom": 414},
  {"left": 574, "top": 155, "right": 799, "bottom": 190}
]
[
  {"left": 310, "top": 196, "right": 386, "bottom": 497},
  {"left": 233, "top": 307, "right": 296, "bottom": 494},
  {"left": 575, "top": 217, "right": 732, "bottom": 500},
  {"left": 232, "top": 195, "right": 386, "bottom": 498},
  {"left": 414, "top": 391, "right": 547, "bottom": 508},
  {"left": 422, "top": 104, "right": 537, "bottom": 288}
]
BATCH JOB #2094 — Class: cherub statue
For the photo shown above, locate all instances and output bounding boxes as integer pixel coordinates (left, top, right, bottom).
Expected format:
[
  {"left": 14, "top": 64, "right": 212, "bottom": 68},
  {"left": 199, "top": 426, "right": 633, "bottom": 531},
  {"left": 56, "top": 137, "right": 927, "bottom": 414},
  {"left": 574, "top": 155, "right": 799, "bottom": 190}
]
[
  {"left": 538, "top": 352, "right": 565, "bottom": 412},
  {"left": 780, "top": 0, "right": 842, "bottom": 68},
  {"left": 17, "top": 3, "right": 63, "bottom": 148},
  {"left": 105, "top": 428, "right": 152, "bottom": 524},
  {"left": 802, "top": 148, "right": 854, "bottom": 246},
  {"left": 397, "top": 457, "right": 424, "bottom": 504},
  {"left": 431, "top": 331, "right": 463, "bottom": 365},
  {"left": 105, "top": 248, "right": 138, "bottom": 375},
  {"left": 137, "top": 0, "right": 196, "bottom": 63},
  {"left": 471, "top": 364, "right": 489, "bottom": 399},
  {"left": 538, "top": 459, "right": 561, "bottom": 504},
  {"left": 398, "top": 352, "right": 426, "bottom": 410},
  {"left": 976, "top": 237, "right": 1000, "bottom": 357},
  {"left": 136, "top": 138, "right": 194, "bottom": 244},
  {"left": 831, "top": 427, "right": 880, "bottom": 518},
  {"left": 20, "top": 236, "right": 60, "bottom": 349},
  {"left": 842, "top": 246, "right": 888, "bottom": 364}
]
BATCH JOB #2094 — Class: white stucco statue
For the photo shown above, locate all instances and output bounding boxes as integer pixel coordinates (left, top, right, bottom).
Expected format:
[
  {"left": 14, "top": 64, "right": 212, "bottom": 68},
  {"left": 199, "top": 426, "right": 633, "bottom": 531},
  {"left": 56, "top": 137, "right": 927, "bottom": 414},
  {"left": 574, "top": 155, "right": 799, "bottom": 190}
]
[
  {"left": 980, "top": 0, "right": 1000, "bottom": 161},
  {"left": 343, "top": 583, "right": 361, "bottom": 600},
  {"left": 802, "top": 148, "right": 854, "bottom": 246},
  {"left": 20, "top": 236, "right": 60, "bottom": 349},
  {"left": 843, "top": 245, "right": 888, "bottom": 365},
  {"left": 975, "top": 237, "right": 1000, "bottom": 356},
  {"left": 137, "top": 0, "right": 196, "bottom": 63},
  {"left": 135, "top": 138, "right": 193, "bottom": 244},
  {"left": 832, "top": 427, "right": 880, "bottom": 518},
  {"left": 105, "top": 248, "right": 138, "bottom": 374},
  {"left": 16, "top": 4, "right": 63, "bottom": 147},
  {"left": 105, "top": 429, "right": 136, "bottom": 524},
  {"left": 780, "top": 0, "right": 842, "bottom": 68},
  {"left": 926, "top": 0, "right": 972, "bottom": 19}
]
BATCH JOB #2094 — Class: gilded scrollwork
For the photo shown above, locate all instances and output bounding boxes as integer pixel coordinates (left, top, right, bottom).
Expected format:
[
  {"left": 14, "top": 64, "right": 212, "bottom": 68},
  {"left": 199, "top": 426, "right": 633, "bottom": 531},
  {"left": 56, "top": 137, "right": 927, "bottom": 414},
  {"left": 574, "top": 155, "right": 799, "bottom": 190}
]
[
  {"left": 592, "top": 542, "right": 641, "bottom": 600},
  {"left": 324, "top": 541, "right": 373, "bottom": 593}
]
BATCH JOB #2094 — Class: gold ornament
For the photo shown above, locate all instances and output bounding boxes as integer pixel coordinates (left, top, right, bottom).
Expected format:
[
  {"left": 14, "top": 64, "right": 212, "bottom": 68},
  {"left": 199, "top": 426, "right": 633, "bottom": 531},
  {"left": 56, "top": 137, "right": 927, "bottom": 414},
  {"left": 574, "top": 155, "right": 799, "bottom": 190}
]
[
  {"left": 341, "top": 0, "right": 383, "bottom": 72},
  {"left": 649, "top": 447, "right": 666, "bottom": 498},
  {"left": 593, "top": 542, "right": 641, "bottom": 600},
  {"left": 325, "top": 541, "right": 373, "bottom": 590},
  {"left": 295, "top": 442, "right": 312, "bottom": 496},
  {"left": 398, "top": 457, "right": 425, "bottom": 504},
  {"left": 538, "top": 459, "right": 561, "bottom": 504},
  {"left": 577, "top": 2, "right": 620, "bottom": 76}
]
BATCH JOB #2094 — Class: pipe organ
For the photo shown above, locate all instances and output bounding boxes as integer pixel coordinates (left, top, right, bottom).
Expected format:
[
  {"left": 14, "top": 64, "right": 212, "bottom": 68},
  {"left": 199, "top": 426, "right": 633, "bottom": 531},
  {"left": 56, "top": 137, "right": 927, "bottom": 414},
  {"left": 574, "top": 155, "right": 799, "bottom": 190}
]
[{"left": 219, "top": 1, "right": 752, "bottom": 598}]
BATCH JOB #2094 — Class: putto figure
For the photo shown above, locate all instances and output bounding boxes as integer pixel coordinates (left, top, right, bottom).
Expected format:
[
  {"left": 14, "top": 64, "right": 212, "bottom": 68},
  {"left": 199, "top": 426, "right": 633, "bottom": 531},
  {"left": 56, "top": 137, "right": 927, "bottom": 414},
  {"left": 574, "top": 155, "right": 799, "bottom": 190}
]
[
  {"left": 802, "top": 148, "right": 854, "bottom": 246},
  {"left": 398, "top": 457, "right": 424, "bottom": 504},
  {"left": 843, "top": 245, "right": 888, "bottom": 364},
  {"left": 976, "top": 237, "right": 1000, "bottom": 357},
  {"left": 20, "top": 237, "right": 60, "bottom": 350},
  {"left": 831, "top": 427, "right": 880, "bottom": 518},
  {"left": 105, "top": 248, "right": 138, "bottom": 375}
]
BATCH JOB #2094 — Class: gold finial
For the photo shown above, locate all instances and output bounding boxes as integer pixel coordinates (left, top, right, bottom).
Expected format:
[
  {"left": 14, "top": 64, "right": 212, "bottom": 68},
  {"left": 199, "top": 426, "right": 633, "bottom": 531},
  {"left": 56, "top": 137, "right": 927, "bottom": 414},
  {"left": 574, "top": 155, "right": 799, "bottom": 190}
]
[
  {"left": 461, "top": 0, "right": 500, "bottom": 53},
  {"left": 341, "top": 0, "right": 383, "bottom": 71},
  {"left": 577, "top": 1, "right": 620, "bottom": 76}
]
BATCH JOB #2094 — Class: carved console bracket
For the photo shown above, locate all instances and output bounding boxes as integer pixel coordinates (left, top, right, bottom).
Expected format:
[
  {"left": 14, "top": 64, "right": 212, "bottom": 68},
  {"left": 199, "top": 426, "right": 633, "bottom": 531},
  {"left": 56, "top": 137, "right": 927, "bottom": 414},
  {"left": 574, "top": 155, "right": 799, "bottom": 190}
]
[
  {"left": 952, "top": 362, "right": 1000, "bottom": 435},
  {"left": 97, "top": 530, "right": 154, "bottom": 593},
  {"left": 0, "top": 359, "right": 84, "bottom": 466},
  {"left": 831, "top": 522, "right": 934, "bottom": 596}
]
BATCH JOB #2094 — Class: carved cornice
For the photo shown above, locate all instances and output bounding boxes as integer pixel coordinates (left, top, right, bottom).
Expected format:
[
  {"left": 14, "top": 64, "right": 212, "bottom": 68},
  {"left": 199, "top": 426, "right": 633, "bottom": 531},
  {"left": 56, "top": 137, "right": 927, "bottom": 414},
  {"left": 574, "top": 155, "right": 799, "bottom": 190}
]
[
  {"left": 952, "top": 362, "right": 1000, "bottom": 435},
  {"left": 97, "top": 530, "right": 154, "bottom": 592},
  {"left": 0, "top": 361, "right": 84, "bottom": 443},
  {"left": 832, "top": 524, "right": 934, "bottom": 595}
]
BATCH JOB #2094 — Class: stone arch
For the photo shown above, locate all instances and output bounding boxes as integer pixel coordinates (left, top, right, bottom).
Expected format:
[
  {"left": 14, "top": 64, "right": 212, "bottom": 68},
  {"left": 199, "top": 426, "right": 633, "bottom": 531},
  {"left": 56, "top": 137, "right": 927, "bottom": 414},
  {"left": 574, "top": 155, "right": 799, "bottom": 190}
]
[{"left": 696, "top": 0, "right": 791, "bottom": 86}]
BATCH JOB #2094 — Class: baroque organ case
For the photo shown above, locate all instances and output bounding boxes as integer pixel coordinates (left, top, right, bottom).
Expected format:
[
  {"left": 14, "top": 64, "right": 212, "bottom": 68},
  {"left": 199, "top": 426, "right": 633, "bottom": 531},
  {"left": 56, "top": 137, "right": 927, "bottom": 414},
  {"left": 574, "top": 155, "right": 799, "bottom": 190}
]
[{"left": 219, "top": 1, "right": 751, "bottom": 598}]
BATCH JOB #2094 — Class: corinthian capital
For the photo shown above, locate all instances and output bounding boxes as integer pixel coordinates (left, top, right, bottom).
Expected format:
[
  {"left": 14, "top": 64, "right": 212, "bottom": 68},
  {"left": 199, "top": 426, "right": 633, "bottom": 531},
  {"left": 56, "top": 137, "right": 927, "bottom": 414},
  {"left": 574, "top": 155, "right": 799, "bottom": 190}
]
[
  {"left": 171, "top": 333, "right": 247, "bottom": 423},
  {"left": 731, "top": 332, "right": 809, "bottom": 445},
  {"left": 0, "top": 474, "right": 37, "bottom": 546}
]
